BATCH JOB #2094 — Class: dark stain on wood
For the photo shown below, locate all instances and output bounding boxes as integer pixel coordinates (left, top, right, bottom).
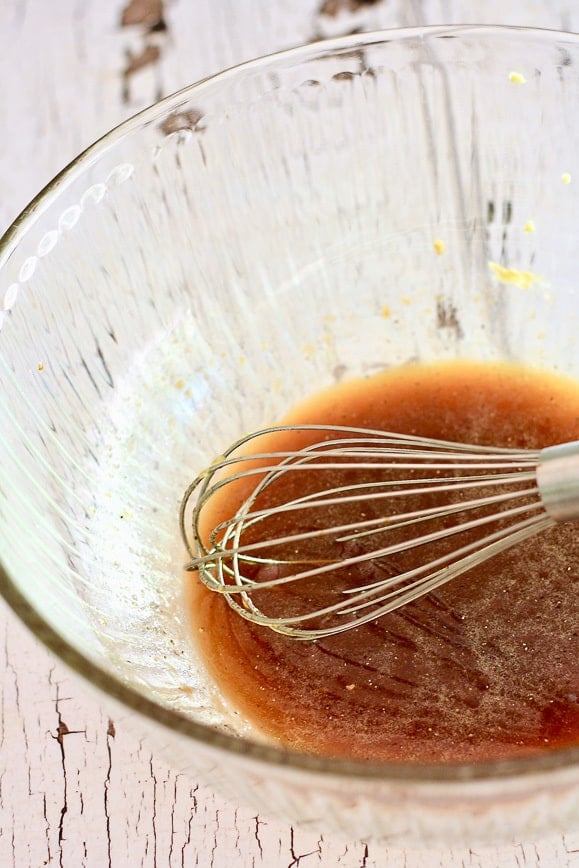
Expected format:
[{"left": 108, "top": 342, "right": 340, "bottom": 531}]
[
  {"left": 158, "top": 109, "right": 205, "bottom": 135},
  {"left": 331, "top": 49, "right": 377, "bottom": 78},
  {"left": 120, "top": 0, "right": 167, "bottom": 103},
  {"left": 319, "top": 0, "right": 383, "bottom": 15},
  {"left": 148, "top": 18, "right": 168, "bottom": 33},
  {"left": 55, "top": 719, "right": 70, "bottom": 745},
  {"left": 124, "top": 43, "right": 161, "bottom": 77},
  {"left": 121, "top": 0, "right": 164, "bottom": 29}
]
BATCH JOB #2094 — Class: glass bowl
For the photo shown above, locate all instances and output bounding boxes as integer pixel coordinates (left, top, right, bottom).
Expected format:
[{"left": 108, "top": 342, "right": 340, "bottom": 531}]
[{"left": 1, "top": 25, "right": 578, "bottom": 846}]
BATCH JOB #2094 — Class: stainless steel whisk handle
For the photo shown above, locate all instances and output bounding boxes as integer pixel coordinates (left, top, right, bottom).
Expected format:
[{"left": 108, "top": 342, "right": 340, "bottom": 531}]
[{"left": 537, "top": 440, "right": 579, "bottom": 522}]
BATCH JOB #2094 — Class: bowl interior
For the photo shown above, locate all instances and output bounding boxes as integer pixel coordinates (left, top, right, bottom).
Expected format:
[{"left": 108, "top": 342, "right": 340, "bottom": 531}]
[{"left": 1, "top": 26, "right": 579, "bottom": 759}]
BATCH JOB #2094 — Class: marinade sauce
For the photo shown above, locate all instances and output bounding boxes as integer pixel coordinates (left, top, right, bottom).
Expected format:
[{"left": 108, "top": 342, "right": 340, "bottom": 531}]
[{"left": 189, "top": 361, "right": 579, "bottom": 763}]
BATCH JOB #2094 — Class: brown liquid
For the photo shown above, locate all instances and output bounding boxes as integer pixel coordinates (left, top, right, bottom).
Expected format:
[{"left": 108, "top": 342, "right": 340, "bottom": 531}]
[{"left": 189, "top": 361, "right": 579, "bottom": 763}]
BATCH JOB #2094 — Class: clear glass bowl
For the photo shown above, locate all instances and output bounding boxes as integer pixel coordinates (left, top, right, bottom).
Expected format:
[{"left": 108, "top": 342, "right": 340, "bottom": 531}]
[{"left": 1, "top": 25, "right": 578, "bottom": 846}]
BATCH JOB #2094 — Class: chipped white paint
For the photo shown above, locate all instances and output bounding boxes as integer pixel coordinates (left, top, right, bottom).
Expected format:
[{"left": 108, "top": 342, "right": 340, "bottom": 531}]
[{"left": 2, "top": 0, "right": 579, "bottom": 865}]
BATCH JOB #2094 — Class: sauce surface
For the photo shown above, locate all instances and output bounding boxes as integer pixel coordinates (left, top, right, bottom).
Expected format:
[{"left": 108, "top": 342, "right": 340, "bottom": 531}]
[{"left": 189, "top": 361, "right": 579, "bottom": 763}]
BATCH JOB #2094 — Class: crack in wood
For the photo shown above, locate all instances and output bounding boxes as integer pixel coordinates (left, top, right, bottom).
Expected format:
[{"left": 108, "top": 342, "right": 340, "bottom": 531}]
[
  {"left": 149, "top": 754, "right": 158, "bottom": 865},
  {"left": 52, "top": 703, "right": 68, "bottom": 866},
  {"left": 180, "top": 784, "right": 199, "bottom": 866},
  {"left": 210, "top": 808, "right": 220, "bottom": 867},
  {"left": 168, "top": 774, "right": 179, "bottom": 866},
  {"left": 103, "top": 720, "right": 114, "bottom": 868},
  {"left": 253, "top": 815, "right": 264, "bottom": 859},
  {"left": 360, "top": 841, "right": 369, "bottom": 867}
]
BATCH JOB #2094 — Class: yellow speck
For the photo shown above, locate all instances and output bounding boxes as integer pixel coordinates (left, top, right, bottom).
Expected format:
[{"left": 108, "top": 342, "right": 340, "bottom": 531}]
[
  {"left": 322, "top": 331, "right": 333, "bottom": 345},
  {"left": 238, "top": 356, "right": 246, "bottom": 366},
  {"left": 433, "top": 239, "right": 445, "bottom": 255},
  {"left": 37, "top": 362, "right": 45, "bottom": 372},
  {"left": 303, "top": 343, "right": 315, "bottom": 359},
  {"left": 323, "top": 314, "right": 337, "bottom": 323},
  {"left": 175, "top": 379, "right": 185, "bottom": 389},
  {"left": 401, "top": 296, "right": 411, "bottom": 306},
  {"left": 562, "top": 172, "right": 572, "bottom": 185},
  {"left": 508, "top": 71, "right": 526, "bottom": 84},
  {"left": 380, "top": 304, "right": 391, "bottom": 319},
  {"left": 523, "top": 220, "right": 536, "bottom": 234},
  {"left": 488, "top": 261, "right": 542, "bottom": 290}
]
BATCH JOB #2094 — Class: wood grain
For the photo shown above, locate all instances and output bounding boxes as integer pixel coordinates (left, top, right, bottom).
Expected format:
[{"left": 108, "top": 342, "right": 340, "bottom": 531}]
[{"left": 1, "top": 1, "right": 579, "bottom": 864}]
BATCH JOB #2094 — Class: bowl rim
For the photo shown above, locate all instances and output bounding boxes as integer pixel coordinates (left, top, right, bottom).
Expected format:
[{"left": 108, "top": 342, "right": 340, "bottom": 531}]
[{"left": 2, "top": 22, "right": 579, "bottom": 786}]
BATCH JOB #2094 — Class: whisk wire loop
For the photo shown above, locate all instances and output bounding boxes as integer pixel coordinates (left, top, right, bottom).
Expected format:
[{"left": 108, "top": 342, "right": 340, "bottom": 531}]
[{"left": 179, "top": 425, "right": 579, "bottom": 639}]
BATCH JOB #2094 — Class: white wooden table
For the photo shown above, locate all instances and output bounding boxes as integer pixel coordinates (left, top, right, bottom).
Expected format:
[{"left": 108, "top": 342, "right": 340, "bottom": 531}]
[{"left": 1, "top": 2, "right": 579, "bottom": 865}]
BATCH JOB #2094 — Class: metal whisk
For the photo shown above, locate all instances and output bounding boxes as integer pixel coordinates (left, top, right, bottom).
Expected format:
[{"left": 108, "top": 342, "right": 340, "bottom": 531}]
[{"left": 180, "top": 425, "right": 579, "bottom": 639}]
